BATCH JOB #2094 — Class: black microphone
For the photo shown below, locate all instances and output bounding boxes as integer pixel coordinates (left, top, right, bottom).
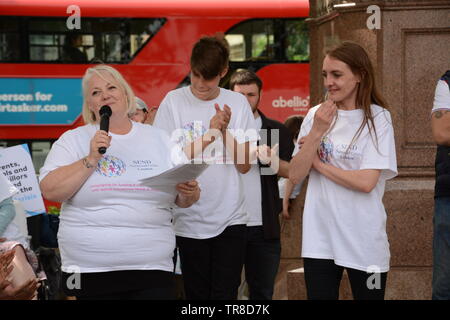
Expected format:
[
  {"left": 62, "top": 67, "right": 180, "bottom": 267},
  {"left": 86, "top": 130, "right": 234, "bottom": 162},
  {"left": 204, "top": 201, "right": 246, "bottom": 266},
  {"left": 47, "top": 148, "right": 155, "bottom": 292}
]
[{"left": 98, "top": 105, "right": 112, "bottom": 154}]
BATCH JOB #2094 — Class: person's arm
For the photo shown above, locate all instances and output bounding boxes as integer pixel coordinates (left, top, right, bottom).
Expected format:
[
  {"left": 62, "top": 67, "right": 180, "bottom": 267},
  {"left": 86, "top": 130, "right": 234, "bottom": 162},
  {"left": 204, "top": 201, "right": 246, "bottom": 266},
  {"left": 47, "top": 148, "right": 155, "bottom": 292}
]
[
  {"left": 0, "top": 243, "right": 38, "bottom": 300},
  {"left": 256, "top": 144, "right": 290, "bottom": 178},
  {"left": 183, "top": 129, "right": 222, "bottom": 160},
  {"left": 277, "top": 125, "right": 295, "bottom": 179},
  {"left": 40, "top": 130, "right": 111, "bottom": 202},
  {"left": 289, "top": 100, "right": 337, "bottom": 185},
  {"left": 311, "top": 153, "right": 381, "bottom": 193},
  {"left": 431, "top": 79, "right": 450, "bottom": 146},
  {"left": 289, "top": 129, "right": 325, "bottom": 184},
  {"left": 223, "top": 129, "right": 251, "bottom": 174},
  {"left": 183, "top": 104, "right": 230, "bottom": 160},
  {"left": 277, "top": 160, "right": 290, "bottom": 178},
  {"left": 174, "top": 180, "right": 201, "bottom": 208},
  {"left": 40, "top": 159, "right": 96, "bottom": 202},
  {"left": 431, "top": 110, "right": 450, "bottom": 146},
  {"left": 282, "top": 179, "right": 296, "bottom": 219},
  {"left": 0, "top": 278, "right": 39, "bottom": 300}
]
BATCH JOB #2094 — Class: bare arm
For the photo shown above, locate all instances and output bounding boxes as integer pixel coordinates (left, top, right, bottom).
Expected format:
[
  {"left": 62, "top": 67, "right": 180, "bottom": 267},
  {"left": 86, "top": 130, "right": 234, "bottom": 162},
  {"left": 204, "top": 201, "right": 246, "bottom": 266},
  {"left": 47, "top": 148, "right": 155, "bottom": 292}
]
[
  {"left": 40, "top": 159, "right": 96, "bottom": 202},
  {"left": 431, "top": 110, "right": 450, "bottom": 146},
  {"left": 223, "top": 129, "right": 251, "bottom": 174},
  {"left": 289, "top": 100, "right": 337, "bottom": 185},
  {"left": 289, "top": 129, "right": 324, "bottom": 185},
  {"left": 312, "top": 154, "right": 381, "bottom": 193},
  {"left": 40, "top": 130, "right": 111, "bottom": 202},
  {"left": 183, "top": 104, "right": 229, "bottom": 160},
  {"left": 282, "top": 179, "right": 296, "bottom": 219},
  {"left": 257, "top": 144, "right": 290, "bottom": 178},
  {"left": 277, "top": 160, "right": 290, "bottom": 178},
  {"left": 183, "top": 129, "right": 221, "bottom": 160}
]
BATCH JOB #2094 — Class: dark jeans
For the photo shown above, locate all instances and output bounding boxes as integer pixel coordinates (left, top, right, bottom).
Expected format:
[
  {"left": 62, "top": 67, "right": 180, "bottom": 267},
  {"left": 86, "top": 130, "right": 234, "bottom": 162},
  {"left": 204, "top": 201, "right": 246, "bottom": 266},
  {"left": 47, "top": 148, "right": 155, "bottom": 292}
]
[
  {"left": 303, "top": 258, "right": 388, "bottom": 300},
  {"left": 245, "top": 226, "right": 281, "bottom": 300},
  {"left": 176, "top": 224, "right": 247, "bottom": 300},
  {"left": 432, "top": 197, "right": 450, "bottom": 300}
]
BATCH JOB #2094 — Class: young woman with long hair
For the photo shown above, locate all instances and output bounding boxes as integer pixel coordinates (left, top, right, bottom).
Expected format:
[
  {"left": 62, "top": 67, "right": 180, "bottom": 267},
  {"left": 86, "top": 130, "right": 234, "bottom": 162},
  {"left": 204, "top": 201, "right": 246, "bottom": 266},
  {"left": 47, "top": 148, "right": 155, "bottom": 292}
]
[{"left": 289, "top": 41, "right": 397, "bottom": 300}]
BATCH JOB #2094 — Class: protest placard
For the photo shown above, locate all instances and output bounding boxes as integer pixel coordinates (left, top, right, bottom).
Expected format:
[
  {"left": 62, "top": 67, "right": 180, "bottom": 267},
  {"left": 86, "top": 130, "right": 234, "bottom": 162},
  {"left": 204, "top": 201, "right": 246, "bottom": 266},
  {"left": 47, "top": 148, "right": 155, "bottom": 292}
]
[{"left": 0, "top": 144, "right": 46, "bottom": 216}]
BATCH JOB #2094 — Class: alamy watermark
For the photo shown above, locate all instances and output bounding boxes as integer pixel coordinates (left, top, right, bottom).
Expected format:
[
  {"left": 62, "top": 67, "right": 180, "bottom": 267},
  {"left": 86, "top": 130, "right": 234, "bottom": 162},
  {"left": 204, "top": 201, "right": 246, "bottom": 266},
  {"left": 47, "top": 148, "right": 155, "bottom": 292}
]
[
  {"left": 366, "top": 265, "right": 382, "bottom": 290},
  {"left": 366, "top": 5, "right": 381, "bottom": 30},
  {"left": 169, "top": 127, "right": 281, "bottom": 175},
  {"left": 65, "top": 265, "right": 81, "bottom": 290},
  {"left": 66, "top": 5, "right": 81, "bottom": 30}
]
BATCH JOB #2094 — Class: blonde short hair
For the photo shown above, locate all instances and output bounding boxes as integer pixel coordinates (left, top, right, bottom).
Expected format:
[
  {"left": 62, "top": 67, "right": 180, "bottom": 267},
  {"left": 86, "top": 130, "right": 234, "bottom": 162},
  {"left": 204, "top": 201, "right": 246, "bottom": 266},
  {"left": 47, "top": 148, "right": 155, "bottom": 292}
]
[{"left": 81, "top": 65, "right": 136, "bottom": 124}]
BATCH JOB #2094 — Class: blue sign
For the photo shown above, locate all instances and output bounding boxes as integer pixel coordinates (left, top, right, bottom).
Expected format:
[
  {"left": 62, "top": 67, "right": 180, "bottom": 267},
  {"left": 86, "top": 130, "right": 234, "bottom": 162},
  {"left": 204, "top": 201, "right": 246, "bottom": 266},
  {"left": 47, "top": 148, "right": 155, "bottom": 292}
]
[{"left": 0, "top": 78, "right": 82, "bottom": 125}]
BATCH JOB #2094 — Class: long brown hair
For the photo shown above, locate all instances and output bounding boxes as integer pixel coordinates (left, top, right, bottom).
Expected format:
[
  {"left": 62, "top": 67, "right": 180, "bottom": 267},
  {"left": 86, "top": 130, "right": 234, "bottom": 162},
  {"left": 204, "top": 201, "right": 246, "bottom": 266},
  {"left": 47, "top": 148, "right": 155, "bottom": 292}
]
[{"left": 325, "top": 41, "right": 388, "bottom": 151}]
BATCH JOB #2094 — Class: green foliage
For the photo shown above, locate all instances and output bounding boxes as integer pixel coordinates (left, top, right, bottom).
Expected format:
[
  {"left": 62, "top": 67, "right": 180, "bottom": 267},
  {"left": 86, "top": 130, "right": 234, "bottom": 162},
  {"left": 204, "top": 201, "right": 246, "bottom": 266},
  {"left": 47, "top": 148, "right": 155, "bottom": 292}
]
[{"left": 47, "top": 206, "right": 60, "bottom": 216}]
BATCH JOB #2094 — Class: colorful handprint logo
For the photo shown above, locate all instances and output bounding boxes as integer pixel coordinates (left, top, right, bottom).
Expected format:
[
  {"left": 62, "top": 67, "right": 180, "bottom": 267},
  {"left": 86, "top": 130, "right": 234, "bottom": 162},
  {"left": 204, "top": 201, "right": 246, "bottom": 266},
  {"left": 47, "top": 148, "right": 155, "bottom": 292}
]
[
  {"left": 318, "top": 136, "right": 333, "bottom": 163},
  {"left": 96, "top": 155, "right": 126, "bottom": 177},
  {"left": 177, "top": 121, "right": 207, "bottom": 146}
]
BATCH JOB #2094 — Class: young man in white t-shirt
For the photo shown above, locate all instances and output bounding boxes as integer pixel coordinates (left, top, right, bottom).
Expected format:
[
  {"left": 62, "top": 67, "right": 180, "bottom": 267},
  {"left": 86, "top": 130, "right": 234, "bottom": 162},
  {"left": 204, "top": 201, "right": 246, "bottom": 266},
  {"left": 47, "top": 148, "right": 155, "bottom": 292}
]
[
  {"left": 153, "top": 36, "right": 257, "bottom": 299},
  {"left": 230, "top": 70, "right": 294, "bottom": 300},
  {"left": 430, "top": 70, "right": 450, "bottom": 300}
]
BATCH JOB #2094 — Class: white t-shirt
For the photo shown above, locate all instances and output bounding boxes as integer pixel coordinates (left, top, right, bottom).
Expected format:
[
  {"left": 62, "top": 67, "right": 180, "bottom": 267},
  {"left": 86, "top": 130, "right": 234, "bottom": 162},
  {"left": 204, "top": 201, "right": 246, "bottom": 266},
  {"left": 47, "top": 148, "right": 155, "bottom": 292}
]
[
  {"left": 431, "top": 79, "right": 450, "bottom": 114},
  {"left": 299, "top": 104, "right": 397, "bottom": 272},
  {"left": 39, "top": 122, "right": 186, "bottom": 273},
  {"left": 241, "top": 115, "right": 262, "bottom": 226},
  {"left": 154, "top": 86, "right": 258, "bottom": 238}
]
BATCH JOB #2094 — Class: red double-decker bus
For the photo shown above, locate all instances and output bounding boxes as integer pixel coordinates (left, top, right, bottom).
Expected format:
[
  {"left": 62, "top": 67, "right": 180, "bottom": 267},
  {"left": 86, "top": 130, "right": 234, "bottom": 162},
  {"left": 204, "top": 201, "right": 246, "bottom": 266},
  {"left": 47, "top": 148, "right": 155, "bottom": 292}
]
[{"left": 0, "top": 0, "right": 310, "bottom": 175}]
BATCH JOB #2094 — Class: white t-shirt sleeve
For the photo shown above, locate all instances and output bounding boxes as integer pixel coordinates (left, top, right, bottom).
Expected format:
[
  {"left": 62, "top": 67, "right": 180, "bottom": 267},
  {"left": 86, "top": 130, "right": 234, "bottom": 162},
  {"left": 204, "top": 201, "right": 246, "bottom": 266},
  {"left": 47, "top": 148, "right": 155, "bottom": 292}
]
[
  {"left": 229, "top": 96, "right": 258, "bottom": 144},
  {"left": 359, "top": 109, "right": 397, "bottom": 180},
  {"left": 431, "top": 80, "right": 450, "bottom": 114},
  {"left": 39, "top": 131, "right": 83, "bottom": 182},
  {"left": 299, "top": 107, "right": 315, "bottom": 139},
  {"left": 153, "top": 93, "right": 177, "bottom": 138},
  {"left": 292, "top": 106, "right": 315, "bottom": 156}
]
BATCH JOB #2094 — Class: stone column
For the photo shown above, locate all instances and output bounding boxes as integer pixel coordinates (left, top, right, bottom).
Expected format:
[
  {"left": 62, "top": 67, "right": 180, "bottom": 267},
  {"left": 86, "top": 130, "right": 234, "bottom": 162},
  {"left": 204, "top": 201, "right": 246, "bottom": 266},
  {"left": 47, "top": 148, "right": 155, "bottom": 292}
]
[{"left": 284, "top": 0, "right": 450, "bottom": 300}]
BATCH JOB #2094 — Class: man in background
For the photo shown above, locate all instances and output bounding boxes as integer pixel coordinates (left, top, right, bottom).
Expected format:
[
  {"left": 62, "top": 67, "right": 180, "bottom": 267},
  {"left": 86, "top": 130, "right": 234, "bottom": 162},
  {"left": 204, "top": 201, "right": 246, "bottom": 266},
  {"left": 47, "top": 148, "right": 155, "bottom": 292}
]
[
  {"left": 130, "top": 97, "right": 157, "bottom": 125},
  {"left": 230, "top": 69, "right": 294, "bottom": 300},
  {"left": 431, "top": 70, "right": 450, "bottom": 300}
]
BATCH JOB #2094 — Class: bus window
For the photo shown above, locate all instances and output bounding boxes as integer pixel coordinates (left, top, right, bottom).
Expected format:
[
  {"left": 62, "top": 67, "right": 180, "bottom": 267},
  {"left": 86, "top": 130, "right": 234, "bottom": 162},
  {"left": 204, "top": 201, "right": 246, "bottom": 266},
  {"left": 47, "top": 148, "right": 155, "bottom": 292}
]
[
  {"left": 225, "top": 18, "right": 309, "bottom": 63},
  {"left": 226, "top": 19, "right": 275, "bottom": 61},
  {"left": 0, "top": 17, "right": 20, "bottom": 62},
  {"left": 0, "top": 17, "right": 165, "bottom": 63},
  {"left": 31, "top": 141, "right": 52, "bottom": 173},
  {"left": 285, "top": 20, "right": 309, "bottom": 61}
]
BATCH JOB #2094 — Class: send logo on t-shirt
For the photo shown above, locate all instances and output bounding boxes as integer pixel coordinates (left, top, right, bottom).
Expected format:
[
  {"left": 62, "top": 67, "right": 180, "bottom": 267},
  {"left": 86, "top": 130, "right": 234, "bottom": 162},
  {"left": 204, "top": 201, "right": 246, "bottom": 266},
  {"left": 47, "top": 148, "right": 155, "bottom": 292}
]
[
  {"left": 96, "top": 155, "right": 126, "bottom": 177},
  {"left": 319, "top": 136, "right": 334, "bottom": 163}
]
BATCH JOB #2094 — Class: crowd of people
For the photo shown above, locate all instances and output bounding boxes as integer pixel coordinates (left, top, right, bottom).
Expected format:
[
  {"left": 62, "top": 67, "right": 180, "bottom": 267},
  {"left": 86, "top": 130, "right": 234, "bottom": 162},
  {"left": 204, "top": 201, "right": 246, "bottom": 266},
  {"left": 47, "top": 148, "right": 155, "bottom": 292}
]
[{"left": 1, "top": 35, "right": 448, "bottom": 300}]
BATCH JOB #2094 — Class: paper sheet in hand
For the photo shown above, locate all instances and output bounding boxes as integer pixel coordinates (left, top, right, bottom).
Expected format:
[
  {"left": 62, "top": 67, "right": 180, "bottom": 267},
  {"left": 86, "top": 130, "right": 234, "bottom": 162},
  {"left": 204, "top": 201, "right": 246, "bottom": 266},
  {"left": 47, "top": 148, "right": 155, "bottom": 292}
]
[{"left": 139, "top": 163, "right": 208, "bottom": 194}]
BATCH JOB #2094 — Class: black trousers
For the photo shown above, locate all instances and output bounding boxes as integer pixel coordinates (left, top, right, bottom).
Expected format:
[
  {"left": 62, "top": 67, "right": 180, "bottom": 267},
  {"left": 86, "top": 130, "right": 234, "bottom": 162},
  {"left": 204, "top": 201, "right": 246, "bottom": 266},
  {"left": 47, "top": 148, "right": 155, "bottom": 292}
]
[
  {"left": 176, "top": 224, "right": 247, "bottom": 300},
  {"left": 62, "top": 270, "right": 175, "bottom": 300},
  {"left": 245, "top": 226, "right": 281, "bottom": 300},
  {"left": 303, "top": 258, "right": 388, "bottom": 300}
]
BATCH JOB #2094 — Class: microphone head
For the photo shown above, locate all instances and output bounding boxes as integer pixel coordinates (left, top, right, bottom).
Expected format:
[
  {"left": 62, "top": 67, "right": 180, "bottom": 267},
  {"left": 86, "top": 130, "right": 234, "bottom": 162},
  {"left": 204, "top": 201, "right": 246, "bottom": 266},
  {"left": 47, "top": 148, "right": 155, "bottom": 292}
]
[{"left": 99, "top": 105, "right": 112, "bottom": 117}]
